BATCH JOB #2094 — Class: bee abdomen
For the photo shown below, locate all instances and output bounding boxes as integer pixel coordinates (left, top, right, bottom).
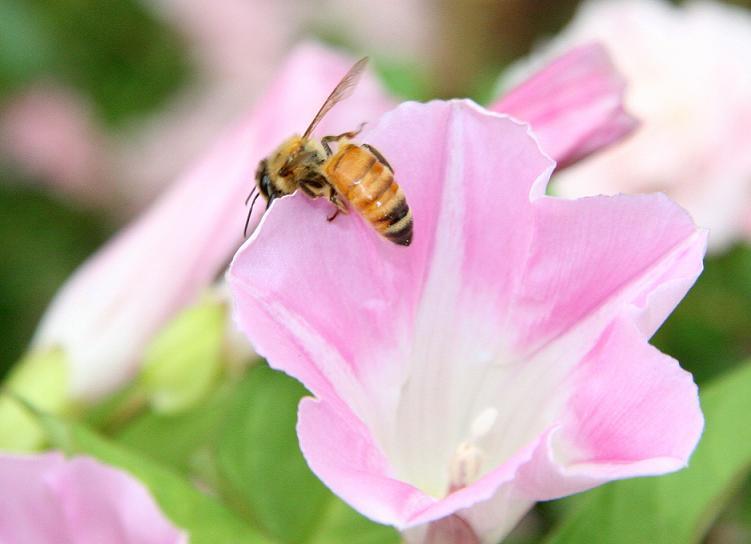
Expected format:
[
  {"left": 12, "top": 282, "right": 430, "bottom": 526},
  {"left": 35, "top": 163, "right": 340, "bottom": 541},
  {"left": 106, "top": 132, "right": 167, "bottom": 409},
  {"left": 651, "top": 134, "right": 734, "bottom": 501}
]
[
  {"left": 380, "top": 199, "right": 413, "bottom": 246},
  {"left": 328, "top": 145, "right": 413, "bottom": 246}
]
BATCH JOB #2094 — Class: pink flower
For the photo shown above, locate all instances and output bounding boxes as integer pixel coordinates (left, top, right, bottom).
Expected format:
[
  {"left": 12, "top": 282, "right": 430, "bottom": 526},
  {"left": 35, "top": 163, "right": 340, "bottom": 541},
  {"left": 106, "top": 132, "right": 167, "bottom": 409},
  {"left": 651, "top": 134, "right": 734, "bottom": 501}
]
[
  {"left": 505, "top": 0, "right": 751, "bottom": 251},
  {"left": 32, "top": 43, "right": 393, "bottom": 401},
  {"left": 0, "top": 452, "right": 185, "bottom": 543},
  {"left": 492, "top": 43, "right": 637, "bottom": 168},
  {"left": 228, "top": 100, "right": 705, "bottom": 542}
]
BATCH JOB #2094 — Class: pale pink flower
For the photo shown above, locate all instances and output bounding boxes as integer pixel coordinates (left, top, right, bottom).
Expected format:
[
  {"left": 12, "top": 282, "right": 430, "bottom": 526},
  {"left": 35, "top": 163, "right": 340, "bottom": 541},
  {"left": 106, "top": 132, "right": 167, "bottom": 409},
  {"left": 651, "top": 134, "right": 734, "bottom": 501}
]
[
  {"left": 228, "top": 100, "right": 705, "bottom": 542},
  {"left": 0, "top": 85, "right": 104, "bottom": 202},
  {"left": 504, "top": 0, "right": 751, "bottom": 251},
  {"left": 33, "top": 43, "right": 393, "bottom": 401},
  {"left": 0, "top": 452, "right": 185, "bottom": 543},
  {"left": 491, "top": 43, "right": 637, "bottom": 168}
]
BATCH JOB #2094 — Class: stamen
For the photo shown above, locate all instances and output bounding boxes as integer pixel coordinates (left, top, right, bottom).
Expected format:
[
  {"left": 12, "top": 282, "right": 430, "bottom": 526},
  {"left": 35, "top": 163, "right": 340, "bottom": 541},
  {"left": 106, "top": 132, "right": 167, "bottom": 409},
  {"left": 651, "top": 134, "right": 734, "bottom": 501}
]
[
  {"left": 448, "top": 441, "right": 484, "bottom": 492},
  {"left": 448, "top": 407, "right": 498, "bottom": 492},
  {"left": 470, "top": 407, "right": 498, "bottom": 440}
]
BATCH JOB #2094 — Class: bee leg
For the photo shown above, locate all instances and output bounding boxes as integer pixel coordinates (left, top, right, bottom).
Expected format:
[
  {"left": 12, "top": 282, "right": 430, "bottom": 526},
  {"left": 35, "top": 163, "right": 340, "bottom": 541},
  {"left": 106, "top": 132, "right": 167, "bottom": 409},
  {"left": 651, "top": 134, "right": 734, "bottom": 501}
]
[
  {"left": 362, "top": 144, "right": 394, "bottom": 172},
  {"left": 321, "top": 123, "right": 366, "bottom": 150},
  {"left": 326, "top": 193, "right": 349, "bottom": 222}
]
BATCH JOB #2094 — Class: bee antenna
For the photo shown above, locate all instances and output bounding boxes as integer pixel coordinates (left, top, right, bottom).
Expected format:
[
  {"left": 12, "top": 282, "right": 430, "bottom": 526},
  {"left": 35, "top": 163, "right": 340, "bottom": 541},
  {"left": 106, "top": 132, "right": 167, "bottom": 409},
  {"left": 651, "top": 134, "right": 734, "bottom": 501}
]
[
  {"left": 244, "top": 187, "right": 257, "bottom": 206},
  {"left": 244, "top": 193, "right": 262, "bottom": 238}
]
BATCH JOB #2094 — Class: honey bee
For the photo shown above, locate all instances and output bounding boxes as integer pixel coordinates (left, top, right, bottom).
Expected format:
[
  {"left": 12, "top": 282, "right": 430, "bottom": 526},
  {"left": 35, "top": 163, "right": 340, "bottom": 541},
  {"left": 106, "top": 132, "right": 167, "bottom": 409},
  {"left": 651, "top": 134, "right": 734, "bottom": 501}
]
[{"left": 244, "top": 57, "right": 413, "bottom": 246}]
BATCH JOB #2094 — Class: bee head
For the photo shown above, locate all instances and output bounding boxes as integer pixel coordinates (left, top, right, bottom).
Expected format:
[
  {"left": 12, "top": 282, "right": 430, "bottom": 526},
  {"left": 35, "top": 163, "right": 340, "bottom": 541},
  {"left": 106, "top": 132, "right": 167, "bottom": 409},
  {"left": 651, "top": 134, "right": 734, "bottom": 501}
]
[{"left": 254, "top": 159, "right": 274, "bottom": 207}]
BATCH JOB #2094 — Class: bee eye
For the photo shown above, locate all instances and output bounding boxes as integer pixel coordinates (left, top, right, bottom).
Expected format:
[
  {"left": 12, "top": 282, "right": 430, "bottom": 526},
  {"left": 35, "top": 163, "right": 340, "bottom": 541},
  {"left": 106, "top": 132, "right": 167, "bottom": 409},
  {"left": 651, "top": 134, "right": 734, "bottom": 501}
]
[{"left": 255, "top": 160, "right": 268, "bottom": 182}]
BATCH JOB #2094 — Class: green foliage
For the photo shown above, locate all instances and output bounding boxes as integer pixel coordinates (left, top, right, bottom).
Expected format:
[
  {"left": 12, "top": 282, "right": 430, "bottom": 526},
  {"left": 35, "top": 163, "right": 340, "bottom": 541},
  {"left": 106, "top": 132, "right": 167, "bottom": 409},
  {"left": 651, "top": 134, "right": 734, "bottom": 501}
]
[
  {"left": 653, "top": 243, "right": 751, "bottom": 384},
  {"left": 0, "top": 0, "right": 189, "bottom": 125},
  {"left": 115, "top": 384, "right": 234, "bottom": 474},
  {"left": 545, "top": 360, "right": 751, "bottom": 544},
  {"left": 213, "top": 365, "right": 399, "bottom": 544},
  {"left": 215, "top": 365, "right": 339, "bottom": 542},
  {"left": 0, "top": 0, "right": 56, "bottom": 94},
  {"left": 372, "top": 59, "right": 432, "bottom": 102},
  {"left": 309, "top": 499, "right": 401, "bottom": 544},
  {"left": 0, "top": 181, "right": 110, "bottom": 375}
]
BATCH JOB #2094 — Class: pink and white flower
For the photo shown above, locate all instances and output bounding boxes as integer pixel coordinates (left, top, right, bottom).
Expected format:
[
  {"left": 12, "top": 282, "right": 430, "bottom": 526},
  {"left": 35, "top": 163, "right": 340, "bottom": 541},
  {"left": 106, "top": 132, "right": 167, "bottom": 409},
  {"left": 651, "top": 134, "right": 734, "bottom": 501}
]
[
  {"left": 0, "top": 452, "right": 185, "bottom": 544},
  {"left": 228, "top": 100, "right": 705, "bottom": 542},
  {"left": 503, "top": 0, "right": 751, "bottom": 251}
]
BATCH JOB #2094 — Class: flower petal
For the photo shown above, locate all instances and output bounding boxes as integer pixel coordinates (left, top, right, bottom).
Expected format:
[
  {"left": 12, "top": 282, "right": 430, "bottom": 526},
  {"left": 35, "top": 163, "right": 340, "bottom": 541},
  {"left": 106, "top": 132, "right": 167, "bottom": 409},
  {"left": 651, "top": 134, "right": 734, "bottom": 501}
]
[
  {"left": 229, "top": 99, "right": 555, "bottom": 458},
  {"left": 33, "top": 42, "right": 392, "bottom": 401},
  {"left": 511, "top": 193, "right": 707, "bottom": 353},
  {"left": 0, "top": 452, "right": 185, "bottom": 544},
  {"left": 297, "top": 396, "right": 542, "bottom": 531},
  {"left": 492, "top": 43, "right": 637, "bottom": 167},
  {"left": 297, "top": 397, "right": 431, "bottom": 526},
  {"left": 514, "top": 316, "right": 703, "bottom": 500}
]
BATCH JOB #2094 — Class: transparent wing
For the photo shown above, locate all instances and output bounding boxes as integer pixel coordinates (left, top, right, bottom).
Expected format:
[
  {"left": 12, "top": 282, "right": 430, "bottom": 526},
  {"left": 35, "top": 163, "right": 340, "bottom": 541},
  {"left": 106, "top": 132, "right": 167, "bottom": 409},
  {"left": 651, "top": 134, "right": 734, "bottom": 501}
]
[{"left": 303, "top": 57, "right": 369, "bottom": 139}]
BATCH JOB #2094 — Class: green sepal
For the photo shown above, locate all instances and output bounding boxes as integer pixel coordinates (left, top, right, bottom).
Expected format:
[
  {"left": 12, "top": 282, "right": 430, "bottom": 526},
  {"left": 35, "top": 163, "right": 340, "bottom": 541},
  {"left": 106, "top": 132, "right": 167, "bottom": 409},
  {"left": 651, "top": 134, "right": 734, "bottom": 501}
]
[
  {"left": 139, "top": 296, "right": 227, "bottom": 414},
  {"left": 0, "top": 347, "right": 71, "bottom": 451}
]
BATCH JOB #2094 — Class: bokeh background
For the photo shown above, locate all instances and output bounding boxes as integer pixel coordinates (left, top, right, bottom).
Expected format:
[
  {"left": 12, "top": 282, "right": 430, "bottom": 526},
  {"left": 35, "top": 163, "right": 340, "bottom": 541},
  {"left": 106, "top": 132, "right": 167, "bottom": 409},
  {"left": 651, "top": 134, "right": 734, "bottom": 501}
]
[{"left": 2, "top": 0, "right": 751, "bottom": 542}]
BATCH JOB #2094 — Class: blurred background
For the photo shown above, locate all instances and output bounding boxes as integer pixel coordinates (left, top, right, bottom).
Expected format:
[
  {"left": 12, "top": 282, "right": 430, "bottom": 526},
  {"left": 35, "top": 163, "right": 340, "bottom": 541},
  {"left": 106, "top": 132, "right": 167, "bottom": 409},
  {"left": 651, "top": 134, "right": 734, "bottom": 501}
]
[{"left": 2, "top": 0, "right": 751, "bottom": 542}]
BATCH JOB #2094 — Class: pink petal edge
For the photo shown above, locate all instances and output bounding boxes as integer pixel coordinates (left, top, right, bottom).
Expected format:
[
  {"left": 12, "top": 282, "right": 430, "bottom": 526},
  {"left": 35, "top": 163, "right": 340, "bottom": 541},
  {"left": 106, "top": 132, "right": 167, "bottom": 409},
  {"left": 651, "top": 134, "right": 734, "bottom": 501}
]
[{"left": 492, "top": 42, "right": 638, "bottom": 167}]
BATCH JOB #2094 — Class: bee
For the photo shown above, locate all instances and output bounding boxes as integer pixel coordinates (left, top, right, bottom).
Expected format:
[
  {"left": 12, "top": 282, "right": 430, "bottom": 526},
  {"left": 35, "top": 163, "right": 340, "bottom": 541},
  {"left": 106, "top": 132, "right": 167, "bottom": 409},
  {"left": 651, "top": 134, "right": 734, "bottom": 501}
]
[{"left": 244, "top": 57, "right": 413, "bottom": 246}]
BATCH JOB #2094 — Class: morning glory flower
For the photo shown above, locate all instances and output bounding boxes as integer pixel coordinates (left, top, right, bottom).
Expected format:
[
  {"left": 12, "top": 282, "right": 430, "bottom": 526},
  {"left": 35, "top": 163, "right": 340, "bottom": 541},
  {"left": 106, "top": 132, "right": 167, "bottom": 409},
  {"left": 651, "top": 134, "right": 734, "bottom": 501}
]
[{"left": 228, "top": 99, "right": 705, "bottom": 542}]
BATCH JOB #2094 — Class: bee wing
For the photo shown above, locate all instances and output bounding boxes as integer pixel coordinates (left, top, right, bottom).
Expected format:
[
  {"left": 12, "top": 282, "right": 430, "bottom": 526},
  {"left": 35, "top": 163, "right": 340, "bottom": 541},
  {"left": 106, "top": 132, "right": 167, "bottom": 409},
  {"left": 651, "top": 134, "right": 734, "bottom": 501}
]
[{"left": 303, "top": 57, "right": 369, "bottom": 139}]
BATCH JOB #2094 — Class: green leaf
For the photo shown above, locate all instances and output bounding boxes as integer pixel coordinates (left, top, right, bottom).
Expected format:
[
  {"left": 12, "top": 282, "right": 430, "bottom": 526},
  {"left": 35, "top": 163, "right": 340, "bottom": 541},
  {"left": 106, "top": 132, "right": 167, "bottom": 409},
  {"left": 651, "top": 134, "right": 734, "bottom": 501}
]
[
  {"left": 652, "top": 243, "right": 751, "bottom": 384},
  {"left": 0, "top": 0, "right": 56, "bottom": 95},
  {"left": 545, "top": 360, "right": 751, "bottom": 544},
  {"left": 215, "top": 364, "right": 400, "bottom": 544},
  {"left": 115, "top": 384, "right": 234, "bottom": 474},
  {"left": 216, "top": 365, "right": 332, "bottom": 543},
  {"left": 310, "top": 498, "right": 401, "bottom": 544},
  {"left": 41, "top": 415, "right": 272, "bottom": 544}
]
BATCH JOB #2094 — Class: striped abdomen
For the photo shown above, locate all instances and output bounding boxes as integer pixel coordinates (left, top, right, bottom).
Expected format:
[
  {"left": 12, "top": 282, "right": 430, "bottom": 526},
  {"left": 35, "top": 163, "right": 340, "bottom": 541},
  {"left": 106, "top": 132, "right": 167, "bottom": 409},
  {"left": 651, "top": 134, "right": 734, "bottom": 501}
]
[{"left": 325, "top": 144, "right": 413, "bottom": 246}]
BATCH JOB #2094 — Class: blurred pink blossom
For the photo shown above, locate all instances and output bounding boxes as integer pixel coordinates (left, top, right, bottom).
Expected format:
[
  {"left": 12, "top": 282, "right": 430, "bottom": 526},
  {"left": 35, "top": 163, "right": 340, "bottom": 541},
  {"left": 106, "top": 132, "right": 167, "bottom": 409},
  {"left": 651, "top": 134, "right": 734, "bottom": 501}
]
[
  {"left": 505, "top": 0, "right": 751, "bottom": 251},
  {"left": 32, "top": 43, "right": 393, "bottom": 401},
  {"left": 115, "top": 0, "right": 439, "bottom": 211},
  {"left": 0, "top": 452, "right": 185, "bottom": 544},
  {"left": 229, "top": 100, "right": 705, "bottom": 542},
  {"left": 0, "top": 0, "right": 437, "bottom": 213},
  {"left": 492, "top": 43, "right": 637, "bottom": 168},
  {"left": 0, "top": 85, "right": 105, "bottom": 203}
]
